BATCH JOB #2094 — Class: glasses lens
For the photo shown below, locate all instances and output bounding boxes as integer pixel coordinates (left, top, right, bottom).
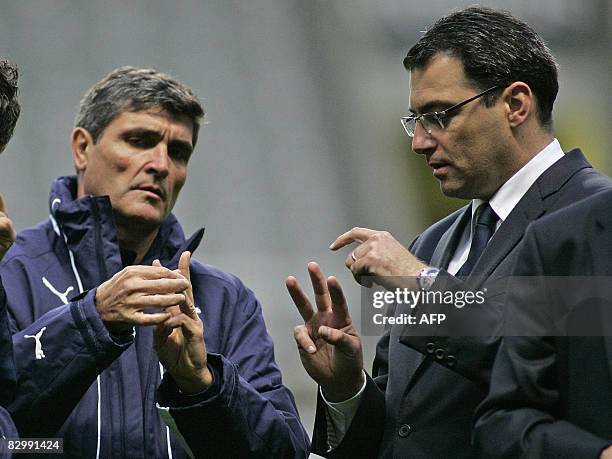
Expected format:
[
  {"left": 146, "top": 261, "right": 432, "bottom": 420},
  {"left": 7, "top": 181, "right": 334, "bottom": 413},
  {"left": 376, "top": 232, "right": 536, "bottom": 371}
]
[
  {"left": 401, "top": 117, "right": 416, "bottom": 138},
  {"left": 424, "top": 113, "right": 444, "bottom": 131}
]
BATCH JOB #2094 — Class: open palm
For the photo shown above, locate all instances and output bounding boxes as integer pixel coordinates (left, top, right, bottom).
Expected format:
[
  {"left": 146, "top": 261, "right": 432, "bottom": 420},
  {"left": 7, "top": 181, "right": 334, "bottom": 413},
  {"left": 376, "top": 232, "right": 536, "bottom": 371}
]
[{"left": 286, "top": 262, "right": 364, "bottom": 402}]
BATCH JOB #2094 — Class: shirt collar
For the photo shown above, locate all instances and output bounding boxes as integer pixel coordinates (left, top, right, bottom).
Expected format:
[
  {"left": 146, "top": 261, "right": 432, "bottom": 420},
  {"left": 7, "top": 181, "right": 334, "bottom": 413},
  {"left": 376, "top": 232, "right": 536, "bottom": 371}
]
[{"left": 472, "top": 138, "right": 564, "bottom": 221}]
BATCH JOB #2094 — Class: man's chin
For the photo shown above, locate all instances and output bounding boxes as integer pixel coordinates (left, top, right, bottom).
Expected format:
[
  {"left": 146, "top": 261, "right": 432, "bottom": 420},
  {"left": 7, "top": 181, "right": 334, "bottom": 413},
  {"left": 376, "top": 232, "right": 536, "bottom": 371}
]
[
  {"left": 113, "top": 208, "right": 167, "bottom": 232},
  {"left": 439, "top": 181, "right": 467, "bottom": 199},
  {"left": 440, "top": 183, "right": 493, "bottom": 201}
]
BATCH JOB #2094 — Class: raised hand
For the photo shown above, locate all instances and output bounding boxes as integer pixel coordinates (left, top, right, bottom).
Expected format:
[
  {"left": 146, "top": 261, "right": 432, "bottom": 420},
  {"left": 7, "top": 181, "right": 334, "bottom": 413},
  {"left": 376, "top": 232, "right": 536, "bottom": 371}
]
[
  {"left": 286, "top": 262, "right": 364, "bottom": 402},
  {"left": 330, "top": 227, "right": 425, "bottom": 289},
  {"left": 153, "top": 252, "right": 212, "bottom": 394},
  {"left": 95, "top": 264, "right": 190, "bottom": 334}
]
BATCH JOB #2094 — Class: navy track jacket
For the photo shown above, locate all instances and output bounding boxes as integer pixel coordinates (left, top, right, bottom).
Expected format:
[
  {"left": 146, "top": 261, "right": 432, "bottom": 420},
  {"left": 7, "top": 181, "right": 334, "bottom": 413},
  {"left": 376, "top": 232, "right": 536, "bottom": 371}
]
[{"left": 0, "top": 176, "right": 309, "bottom": 458}]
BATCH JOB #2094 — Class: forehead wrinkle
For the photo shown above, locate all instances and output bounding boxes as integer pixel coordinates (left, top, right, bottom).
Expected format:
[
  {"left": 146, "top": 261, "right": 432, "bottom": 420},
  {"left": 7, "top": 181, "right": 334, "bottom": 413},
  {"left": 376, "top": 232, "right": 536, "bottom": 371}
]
[{"left": 115, "top": 111, "right": 193, "bottom": 143}]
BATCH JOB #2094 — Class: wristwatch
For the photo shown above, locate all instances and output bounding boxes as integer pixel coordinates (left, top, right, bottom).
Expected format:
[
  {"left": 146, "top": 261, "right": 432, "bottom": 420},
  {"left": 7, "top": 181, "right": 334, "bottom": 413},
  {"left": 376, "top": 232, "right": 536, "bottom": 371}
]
[{"left": 417, "top": 266, "right": 441, "bottom": 291}]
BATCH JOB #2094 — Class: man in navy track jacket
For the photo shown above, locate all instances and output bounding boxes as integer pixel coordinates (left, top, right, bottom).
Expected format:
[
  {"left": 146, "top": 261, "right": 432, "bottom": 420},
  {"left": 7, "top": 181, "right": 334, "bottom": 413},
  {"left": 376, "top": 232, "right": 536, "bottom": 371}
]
[{"left": 0, "top": 67, "right": 309, "bottom": 458}]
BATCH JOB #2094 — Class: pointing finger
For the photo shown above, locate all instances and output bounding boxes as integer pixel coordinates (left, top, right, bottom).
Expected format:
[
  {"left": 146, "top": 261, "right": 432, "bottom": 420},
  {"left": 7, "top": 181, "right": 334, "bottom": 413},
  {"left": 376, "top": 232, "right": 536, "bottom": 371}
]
[
  {"left": 286, "top": 276, "right": 315, "bottom": 323},
  {"left": 330, "top": 227, "right": 377, "bottom": 251}
]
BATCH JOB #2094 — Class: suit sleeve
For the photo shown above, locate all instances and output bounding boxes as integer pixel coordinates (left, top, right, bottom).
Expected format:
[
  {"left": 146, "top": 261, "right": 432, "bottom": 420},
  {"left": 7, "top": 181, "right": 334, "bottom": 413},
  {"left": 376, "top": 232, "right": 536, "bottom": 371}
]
[
  {"left": 309, "top": 330, "right": 388, "bottom": 458},
  {"left": 474, "top": 225, "right": 611, "bottom": 459},
  {"left": 156, "top": 282, "right": 310, "bottom": 459},
  {"left": 398, "top": 272, "right": 504, "bottom": 391},
  {"left": 367, "top": 227, "right": 502, "bottom": 390}
]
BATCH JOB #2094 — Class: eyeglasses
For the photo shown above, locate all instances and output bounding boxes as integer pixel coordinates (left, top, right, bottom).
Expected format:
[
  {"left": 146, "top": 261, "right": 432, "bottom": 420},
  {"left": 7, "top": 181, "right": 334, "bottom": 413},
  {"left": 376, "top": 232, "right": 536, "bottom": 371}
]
[{"left": 400, "top": 85, "right": 500, "bottom": 138}]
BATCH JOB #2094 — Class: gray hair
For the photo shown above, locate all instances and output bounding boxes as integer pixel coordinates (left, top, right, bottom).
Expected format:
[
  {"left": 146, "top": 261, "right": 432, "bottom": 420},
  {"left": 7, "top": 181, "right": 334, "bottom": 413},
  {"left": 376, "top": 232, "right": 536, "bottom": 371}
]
[
  {"left": 0, "top": 59, "right": 20, "bottom": 153},
  {"left": 75, "top": 66, "right": 205, "bottom": 146}
]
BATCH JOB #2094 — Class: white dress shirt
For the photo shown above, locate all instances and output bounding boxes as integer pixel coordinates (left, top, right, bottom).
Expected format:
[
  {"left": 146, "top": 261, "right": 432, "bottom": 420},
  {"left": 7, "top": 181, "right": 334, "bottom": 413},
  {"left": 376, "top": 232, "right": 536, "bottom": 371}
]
[{"left": 322, "top": 138, "right": 565, "bottom": 450}]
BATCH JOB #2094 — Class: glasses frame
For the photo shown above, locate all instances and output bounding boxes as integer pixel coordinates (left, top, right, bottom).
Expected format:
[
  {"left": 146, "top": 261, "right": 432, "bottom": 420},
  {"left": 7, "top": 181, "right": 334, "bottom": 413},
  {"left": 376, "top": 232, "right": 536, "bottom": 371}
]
[{"left": 401, "top": 85, "right": 501, "bottom": 138}]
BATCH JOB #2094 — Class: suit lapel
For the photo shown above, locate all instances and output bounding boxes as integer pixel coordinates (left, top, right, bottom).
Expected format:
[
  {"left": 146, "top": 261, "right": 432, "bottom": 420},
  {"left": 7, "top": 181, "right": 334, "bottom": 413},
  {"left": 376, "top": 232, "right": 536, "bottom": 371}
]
[
  {"left": 469, "top": 187, "right": 545, "bottom": 285},
  {"left": 430, "top": 206, "right": 471, "bottom": 269},
  {"left": 469, "top": 150, "right": 592, "bottom": 285}
]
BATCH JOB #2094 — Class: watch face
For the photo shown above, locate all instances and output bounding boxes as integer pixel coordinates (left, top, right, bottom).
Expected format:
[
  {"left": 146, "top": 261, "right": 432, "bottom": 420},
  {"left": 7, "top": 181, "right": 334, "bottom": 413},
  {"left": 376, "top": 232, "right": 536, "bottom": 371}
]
[
  {"left": 419, "top": 276, "right": 433, "bottom": 291},
  {"left": 418, "top": 268, "right": 440, "bottom": 290}
]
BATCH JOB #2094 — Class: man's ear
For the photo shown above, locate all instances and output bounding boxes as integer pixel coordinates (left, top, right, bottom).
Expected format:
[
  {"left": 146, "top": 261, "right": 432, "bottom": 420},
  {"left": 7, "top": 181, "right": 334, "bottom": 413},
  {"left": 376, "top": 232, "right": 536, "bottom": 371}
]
[
  {"left": 503, "top": 82, "right": 533, "bottom": 128},
  {"left": 71, "top": 127, "right": 94, "bottom": 173}
]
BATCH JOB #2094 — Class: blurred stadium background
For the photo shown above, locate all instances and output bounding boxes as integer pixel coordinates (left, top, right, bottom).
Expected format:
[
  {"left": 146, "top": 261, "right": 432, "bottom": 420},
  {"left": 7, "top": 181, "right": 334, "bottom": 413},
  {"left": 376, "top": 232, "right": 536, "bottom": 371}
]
[{"left": 0, "top": 1, "right": 610, "bottom": 454}]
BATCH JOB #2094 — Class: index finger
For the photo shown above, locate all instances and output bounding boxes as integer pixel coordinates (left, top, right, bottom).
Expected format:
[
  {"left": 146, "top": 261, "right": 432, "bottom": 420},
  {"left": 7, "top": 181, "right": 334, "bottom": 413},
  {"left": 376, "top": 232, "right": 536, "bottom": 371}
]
[
  {"left": 329, "top": 227, "right": 377, "bottom": 251},
  {"left": 286, "top": 276, "right": 314, "bottom": 323}
]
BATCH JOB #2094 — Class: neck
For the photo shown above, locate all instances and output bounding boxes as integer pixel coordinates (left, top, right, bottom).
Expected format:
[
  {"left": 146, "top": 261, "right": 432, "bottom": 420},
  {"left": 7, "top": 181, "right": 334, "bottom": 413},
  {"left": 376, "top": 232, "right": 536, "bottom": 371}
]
[
  {"left": 513, "top": 121, "right": 555, "bottom": 167},
  {"left": 117, "top": 224, "right": 159, "bottom": 264},
  {"left": 478, "top": 125, "right": 555, "bottom": 201}
]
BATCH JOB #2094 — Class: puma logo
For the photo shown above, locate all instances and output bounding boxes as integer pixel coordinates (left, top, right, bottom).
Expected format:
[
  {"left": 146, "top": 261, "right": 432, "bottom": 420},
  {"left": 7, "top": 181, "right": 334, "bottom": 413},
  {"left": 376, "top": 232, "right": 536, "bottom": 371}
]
[
  {"left": 24, "top": 327, "right": 47, "bottom": 360},
  {"left": 42, "top": 276, "right": 74, "bottom": 305}
]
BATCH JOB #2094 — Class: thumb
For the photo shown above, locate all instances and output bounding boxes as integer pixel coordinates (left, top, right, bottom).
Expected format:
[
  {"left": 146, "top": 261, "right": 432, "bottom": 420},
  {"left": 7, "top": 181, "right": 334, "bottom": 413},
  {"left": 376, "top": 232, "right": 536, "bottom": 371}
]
[
  {"left": 177, "top": 251, "right": 197, "bottom": 319},
  {"left": 152, "top": 259, "right": 162, "bottom": 267},
  {"left": 178, "top": 251, "right": 191, "bottom": 282}
]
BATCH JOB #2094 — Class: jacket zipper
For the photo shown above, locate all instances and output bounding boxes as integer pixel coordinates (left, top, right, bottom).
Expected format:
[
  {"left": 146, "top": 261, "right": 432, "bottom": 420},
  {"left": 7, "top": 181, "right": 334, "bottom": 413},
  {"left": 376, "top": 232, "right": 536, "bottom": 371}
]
[
  {"left": 115, "top": 363, "right": 127, "bottom": 457},
  {"left": 90, "top": 196, "right": 109, "bottom": 281},
  {"left": 91, "top": 196, "right": 122, "bottom": 455},
  {"left": 143, "top": 341, "right": 165, "bottom": 457}
]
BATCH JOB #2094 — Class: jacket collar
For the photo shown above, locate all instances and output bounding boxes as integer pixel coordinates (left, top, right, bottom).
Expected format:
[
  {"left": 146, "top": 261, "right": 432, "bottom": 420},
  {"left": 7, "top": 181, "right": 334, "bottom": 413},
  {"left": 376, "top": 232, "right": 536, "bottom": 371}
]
[{"left": 48, "top": 176, "right": 204, "bottom": 289}]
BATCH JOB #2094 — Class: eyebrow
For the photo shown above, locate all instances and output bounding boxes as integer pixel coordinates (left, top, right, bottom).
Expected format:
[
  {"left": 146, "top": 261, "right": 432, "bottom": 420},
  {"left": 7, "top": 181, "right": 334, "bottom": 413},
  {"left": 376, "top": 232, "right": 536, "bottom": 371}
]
[
  {"left": 120, "top": 128, "right": 193, "bottom": 153},
  {"left": 120, "top": 127, "right": 161, "bottom": 140},
  {"left": 409, "top": 99, "right": 456, "bottom": 115},
  {"left": 169, "top": 139, "right": 194, "bottom": 155}
]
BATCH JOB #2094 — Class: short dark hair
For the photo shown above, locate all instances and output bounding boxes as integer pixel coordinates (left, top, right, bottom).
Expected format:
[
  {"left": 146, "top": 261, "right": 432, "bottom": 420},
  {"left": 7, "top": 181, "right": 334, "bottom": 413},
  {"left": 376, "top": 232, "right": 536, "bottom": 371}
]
[
  {"left": 0, "top": 59, "right": 20, "bottom": 153},
  {"left": 404, "top": 7, "right": 558, "bottom": 128},
  {"left": 75, "top": 66, "right": 205, "bottom": 146}
]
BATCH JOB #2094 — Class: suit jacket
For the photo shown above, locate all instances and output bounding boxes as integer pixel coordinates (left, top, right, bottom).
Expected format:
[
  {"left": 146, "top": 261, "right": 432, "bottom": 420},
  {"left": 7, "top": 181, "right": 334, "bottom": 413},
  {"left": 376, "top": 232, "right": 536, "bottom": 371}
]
[
  {"left": 312, "top": 149, "right": 612, "bottom": 458},
  {"left": 474, "top": 188, "right": 612, "bottom": 459}
]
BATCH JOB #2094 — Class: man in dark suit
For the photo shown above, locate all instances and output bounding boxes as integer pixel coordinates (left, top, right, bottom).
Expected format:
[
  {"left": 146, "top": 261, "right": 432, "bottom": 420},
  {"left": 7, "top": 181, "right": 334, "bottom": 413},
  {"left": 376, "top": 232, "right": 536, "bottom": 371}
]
[
  {"left": 474, "top": 189, "right": 612, "bottom": 459},
  {"left": 286, "top": 6, "right": 612, "bottom": 458}
]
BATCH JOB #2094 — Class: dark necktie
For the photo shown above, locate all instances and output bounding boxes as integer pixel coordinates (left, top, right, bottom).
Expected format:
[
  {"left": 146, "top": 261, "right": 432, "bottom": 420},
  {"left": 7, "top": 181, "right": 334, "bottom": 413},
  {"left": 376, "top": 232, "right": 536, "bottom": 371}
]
[{"left": 456, "top": 202, "right": 499, "bottom": 277}]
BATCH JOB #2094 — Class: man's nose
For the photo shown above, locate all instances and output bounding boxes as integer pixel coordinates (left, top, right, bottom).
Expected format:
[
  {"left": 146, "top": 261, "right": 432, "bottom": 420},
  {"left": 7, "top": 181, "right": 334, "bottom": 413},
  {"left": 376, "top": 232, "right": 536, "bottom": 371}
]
[
  {"left": 411, "top": 122, "right": 437, "bottom": 156},
  {"left": 146, "top": 144, "right": 170, "bottom": 177}
]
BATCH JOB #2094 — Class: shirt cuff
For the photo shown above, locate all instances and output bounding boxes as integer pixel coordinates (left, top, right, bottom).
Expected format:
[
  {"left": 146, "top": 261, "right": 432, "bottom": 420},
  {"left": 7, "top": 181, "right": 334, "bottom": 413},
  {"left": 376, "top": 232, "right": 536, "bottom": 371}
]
[{"left": 320, "top": 370, "right": 367, "bottom": 451}]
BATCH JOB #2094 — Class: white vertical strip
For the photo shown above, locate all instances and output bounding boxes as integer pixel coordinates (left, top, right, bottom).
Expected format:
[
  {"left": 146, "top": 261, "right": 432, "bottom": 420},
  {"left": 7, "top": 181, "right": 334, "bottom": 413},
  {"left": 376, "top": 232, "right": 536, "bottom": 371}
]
[
  {"left": 159, "top": 363, "right": 173, "bottom": 459},
  {"left": 95, "top": 375, "right": 102, "bottom": 459}
]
